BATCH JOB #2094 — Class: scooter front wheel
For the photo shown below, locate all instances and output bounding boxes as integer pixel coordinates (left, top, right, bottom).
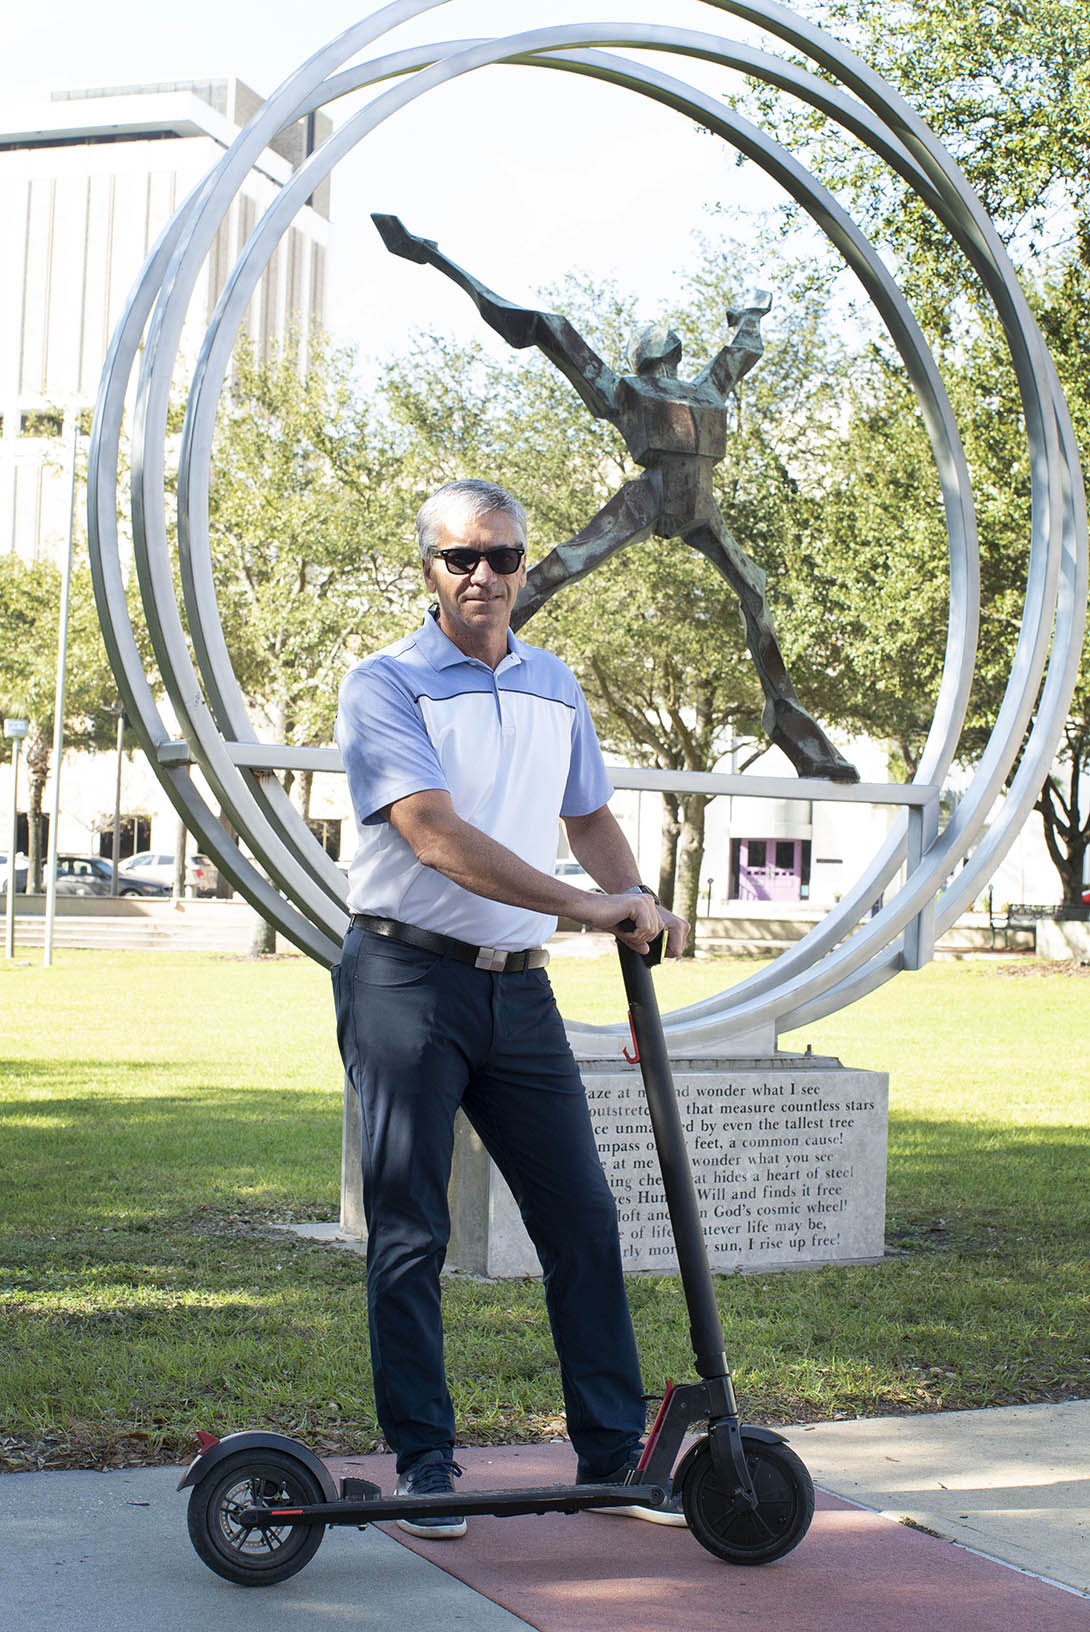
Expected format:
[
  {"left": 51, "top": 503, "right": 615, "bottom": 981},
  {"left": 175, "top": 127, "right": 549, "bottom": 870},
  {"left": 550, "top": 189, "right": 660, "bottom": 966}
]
[
  {"left": 187, "top": 1448, "right": 326, "bottom": 1586},
  {"left": 681, "top": 1435, "right": 815, "bottom": 1565}
]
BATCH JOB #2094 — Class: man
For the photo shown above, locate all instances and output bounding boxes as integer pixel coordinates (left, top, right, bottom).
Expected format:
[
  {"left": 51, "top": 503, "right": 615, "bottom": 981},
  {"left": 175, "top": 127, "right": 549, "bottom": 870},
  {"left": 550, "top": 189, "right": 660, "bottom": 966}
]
[{"left": 334, "top": 478, "right": 689, "bottom": 1538}]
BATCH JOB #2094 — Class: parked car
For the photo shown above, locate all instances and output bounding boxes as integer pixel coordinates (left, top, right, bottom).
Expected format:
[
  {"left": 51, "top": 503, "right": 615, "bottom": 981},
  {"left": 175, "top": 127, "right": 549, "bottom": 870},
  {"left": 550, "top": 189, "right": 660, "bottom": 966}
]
[
  {"left": 117, "top": 849, "right": 219, "bottom": 896},
  {"left": 112, "top": 864, "right": 171, "bottom": 898},
  {"left": 0, "top": 853, "right": 28, "bottom": 895},
  {"left": 2, "top": 853, "right": 170, "bottom": 897},
  {"left": 47, "top": 854, "right": 112, "bottom": 896},
  {"left": 118, "top": 851, "right": 177, "bottom": 887},
  {"left": 56, "top": 854, "right": 171, "bottom": 897},
  {"left": 187, "top": 853, "right": 219, "bottom": 897}
]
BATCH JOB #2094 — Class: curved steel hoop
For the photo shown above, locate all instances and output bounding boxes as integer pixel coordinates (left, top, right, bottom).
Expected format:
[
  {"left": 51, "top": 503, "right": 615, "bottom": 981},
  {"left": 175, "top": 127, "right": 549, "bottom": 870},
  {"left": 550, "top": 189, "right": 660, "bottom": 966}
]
[{"left": 88, "top": 0, "right": 1086, "bottom": 1049}]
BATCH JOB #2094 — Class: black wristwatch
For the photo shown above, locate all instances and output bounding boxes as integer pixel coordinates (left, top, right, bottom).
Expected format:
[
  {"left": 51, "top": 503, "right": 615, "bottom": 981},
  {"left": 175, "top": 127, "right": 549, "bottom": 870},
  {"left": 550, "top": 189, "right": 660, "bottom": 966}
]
[{"left": 624, "top": 883, "right": 659, "bottom": 904}]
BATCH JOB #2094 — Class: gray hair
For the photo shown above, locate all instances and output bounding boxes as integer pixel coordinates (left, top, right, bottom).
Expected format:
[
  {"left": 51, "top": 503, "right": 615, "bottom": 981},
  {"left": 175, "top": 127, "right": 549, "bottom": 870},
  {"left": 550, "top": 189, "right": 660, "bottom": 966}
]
[{"left": 416, "top": 479, "right": 528, "bottom": 563}]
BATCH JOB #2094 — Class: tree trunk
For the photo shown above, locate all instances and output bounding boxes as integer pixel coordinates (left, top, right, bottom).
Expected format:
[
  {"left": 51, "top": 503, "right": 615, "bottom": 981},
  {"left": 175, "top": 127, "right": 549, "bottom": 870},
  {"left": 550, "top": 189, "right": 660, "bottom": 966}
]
[
  {"left": 298, "top": 769, "right": 313, "bottom": 822},
  {"left": 249, "top": 911, "right": 277, "bottom": 956},
  {"left": 674, "top": 793, "right": 710, "bottom": 959},
  {"left": 24, "top": 726, "right": 50, "bottom": 894},
  {"left": 1036, "top": 757, "right": 1088, "bottom": 907},
  {"left": 216, "top": 808, "right": 236, "bottom": 899},
  {"left": 173, "top": 816, "right": 187, "bottom": 899},
  {"left": 658, "top": 793, "right": 680, "bottom": 911}
]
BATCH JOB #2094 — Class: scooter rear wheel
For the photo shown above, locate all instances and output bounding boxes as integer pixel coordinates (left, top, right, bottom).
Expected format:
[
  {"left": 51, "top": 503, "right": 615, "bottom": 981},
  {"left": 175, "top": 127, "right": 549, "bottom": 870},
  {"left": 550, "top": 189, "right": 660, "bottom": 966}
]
[
  {"left": 681, "top": 1435, "right": 814, "bottom": 1565},
  {"left": 187, "top": 1448, "right": 326, "bottom": 1586}
]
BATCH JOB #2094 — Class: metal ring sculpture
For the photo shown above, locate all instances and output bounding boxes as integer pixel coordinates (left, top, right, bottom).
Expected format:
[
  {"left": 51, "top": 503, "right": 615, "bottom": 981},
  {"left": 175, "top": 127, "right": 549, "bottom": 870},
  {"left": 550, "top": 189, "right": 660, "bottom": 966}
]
[{"left": 88, "top": 0, "right": 1087, "bottom": 1053}]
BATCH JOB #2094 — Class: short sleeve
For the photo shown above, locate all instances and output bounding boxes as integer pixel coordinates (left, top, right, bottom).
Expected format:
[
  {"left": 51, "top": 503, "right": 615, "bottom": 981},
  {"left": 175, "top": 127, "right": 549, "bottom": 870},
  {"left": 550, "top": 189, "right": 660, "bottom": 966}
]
[
  {"left": 336, "top": 661, "right": 449, "bottom": 825},
  {"left": 560, "top": 684, "right": 613, "bottom": 818}
]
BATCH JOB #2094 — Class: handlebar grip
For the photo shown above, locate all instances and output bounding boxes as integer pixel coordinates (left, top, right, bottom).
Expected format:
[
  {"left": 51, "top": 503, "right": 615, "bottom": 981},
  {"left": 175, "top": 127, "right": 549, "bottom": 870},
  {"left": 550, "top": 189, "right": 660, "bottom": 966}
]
[{"left": 617, "top": 918, "right": 664, "bottom": 967}]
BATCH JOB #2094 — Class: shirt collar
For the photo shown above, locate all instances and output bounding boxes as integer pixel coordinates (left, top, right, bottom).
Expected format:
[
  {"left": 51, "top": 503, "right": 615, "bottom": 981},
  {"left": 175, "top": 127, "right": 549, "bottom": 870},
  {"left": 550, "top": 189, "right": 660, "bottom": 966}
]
[{"left": 420, "top": 606, "right": 524, "bottom": 672}]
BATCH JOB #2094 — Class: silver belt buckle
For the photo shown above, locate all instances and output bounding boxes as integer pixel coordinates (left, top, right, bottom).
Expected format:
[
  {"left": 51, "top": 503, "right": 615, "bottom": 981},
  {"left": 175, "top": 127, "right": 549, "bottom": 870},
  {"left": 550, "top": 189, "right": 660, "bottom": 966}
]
[{"left": 474, "top": 944, "right": 508, "bottom": 972}]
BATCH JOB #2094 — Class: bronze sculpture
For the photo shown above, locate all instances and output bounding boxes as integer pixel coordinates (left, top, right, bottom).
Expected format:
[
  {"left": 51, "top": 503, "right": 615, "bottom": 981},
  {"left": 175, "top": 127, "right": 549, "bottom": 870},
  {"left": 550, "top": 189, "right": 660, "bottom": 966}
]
[{"left": 374, "top": 214, "right": 857, "bottom": 783}]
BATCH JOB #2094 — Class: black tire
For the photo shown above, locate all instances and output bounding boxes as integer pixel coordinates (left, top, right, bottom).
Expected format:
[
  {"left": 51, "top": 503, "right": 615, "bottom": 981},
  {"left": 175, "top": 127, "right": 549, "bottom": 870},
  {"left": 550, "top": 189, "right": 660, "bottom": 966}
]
[
  {"left": 681, "top": 1435, "right": 815, "bottom": 1565},
  {"left": 186, "top": 1449, "right": 326, "bottom": 1586}
]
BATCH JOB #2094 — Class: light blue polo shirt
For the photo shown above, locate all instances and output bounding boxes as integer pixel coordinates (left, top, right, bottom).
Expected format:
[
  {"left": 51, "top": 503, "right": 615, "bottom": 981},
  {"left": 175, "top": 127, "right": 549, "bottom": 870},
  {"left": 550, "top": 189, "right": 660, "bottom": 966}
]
[{"left": 335, "top": 610, "right": 613, "bottom": 949}]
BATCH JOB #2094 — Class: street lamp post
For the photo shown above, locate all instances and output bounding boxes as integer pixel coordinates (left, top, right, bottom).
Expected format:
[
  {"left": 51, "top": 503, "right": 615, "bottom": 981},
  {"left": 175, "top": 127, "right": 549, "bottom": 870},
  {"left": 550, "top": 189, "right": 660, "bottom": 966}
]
[
  {"left": 4, "top": 718, "right": 29, "bottom": 960},
  {"left": 44, "top": 408, "right": 82, "bottom": 968},
  {"left": 110, "top": 708, "right": 126, "bottom": 897}
]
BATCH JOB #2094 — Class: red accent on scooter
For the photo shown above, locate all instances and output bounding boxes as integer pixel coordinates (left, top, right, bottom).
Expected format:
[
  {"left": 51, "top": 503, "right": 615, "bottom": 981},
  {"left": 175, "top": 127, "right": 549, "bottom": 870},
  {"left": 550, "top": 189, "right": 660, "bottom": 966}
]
[
  {"left": 196, "top": 1431, "right": 220, "bottom": 1452},
  {"left": 637, "top": 1381, "right": 676, "bottom": 1470},
  {"left": 623, "top": 1010, "right": 640, "bottom": 1064}
]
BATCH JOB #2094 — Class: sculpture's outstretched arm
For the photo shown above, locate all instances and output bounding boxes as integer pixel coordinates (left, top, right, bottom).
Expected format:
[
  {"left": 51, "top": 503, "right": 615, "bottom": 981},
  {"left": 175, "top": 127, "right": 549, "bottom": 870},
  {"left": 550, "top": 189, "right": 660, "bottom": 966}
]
[
  {"left": 372, "top": 214, "right": 619, "bottom": 422},
  {"left": 698, "top": 289, "right": 773, "bottom": 397}
]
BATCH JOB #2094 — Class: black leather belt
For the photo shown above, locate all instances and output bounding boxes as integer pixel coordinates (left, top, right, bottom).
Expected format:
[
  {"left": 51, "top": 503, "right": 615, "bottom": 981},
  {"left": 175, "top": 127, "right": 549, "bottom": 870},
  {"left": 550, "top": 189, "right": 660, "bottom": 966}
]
[{"left": 350, "top": 914, "right": 549, "bottom": 972}]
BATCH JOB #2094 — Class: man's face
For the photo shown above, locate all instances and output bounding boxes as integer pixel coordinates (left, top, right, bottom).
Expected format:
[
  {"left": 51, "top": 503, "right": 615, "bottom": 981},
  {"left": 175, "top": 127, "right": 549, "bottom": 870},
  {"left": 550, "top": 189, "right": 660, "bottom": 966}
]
[{"left": 422, "top": 507, "right": 527, "bottom": 655}]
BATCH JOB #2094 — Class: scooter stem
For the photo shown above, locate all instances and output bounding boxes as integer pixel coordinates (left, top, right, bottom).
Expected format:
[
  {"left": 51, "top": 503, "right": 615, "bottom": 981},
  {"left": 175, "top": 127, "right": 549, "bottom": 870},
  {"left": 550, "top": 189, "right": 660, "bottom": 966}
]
[{"left": 616, "top": 939, "right": 733, "bottom": 1389}]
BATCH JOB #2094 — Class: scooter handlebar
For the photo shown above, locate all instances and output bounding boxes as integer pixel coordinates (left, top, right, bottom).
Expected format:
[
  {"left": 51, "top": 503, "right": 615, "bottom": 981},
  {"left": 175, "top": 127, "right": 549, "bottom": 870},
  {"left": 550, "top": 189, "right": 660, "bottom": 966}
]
[{"left": 616, "top": 919, "right": 665, "bottom": 967}]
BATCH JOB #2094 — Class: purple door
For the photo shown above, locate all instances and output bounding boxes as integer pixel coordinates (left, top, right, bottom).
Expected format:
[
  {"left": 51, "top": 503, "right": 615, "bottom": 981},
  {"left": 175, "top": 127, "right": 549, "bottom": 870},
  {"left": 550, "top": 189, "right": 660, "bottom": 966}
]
[{"left": 734, "top": 838, "right": 805, "bottom": 901}]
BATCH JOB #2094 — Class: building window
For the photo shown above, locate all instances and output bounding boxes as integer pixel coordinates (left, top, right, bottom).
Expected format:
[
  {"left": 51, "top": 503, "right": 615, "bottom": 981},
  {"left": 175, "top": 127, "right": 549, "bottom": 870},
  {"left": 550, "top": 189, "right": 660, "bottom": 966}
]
[
  {"left": 729, "top": 838, "right": 812, "bottom": 902},
  {"left": 19, "top": 409, "right": 64, "bottom": 437},
  {"left": 94, "top": 814, "right": 151, "bottom": 862}
]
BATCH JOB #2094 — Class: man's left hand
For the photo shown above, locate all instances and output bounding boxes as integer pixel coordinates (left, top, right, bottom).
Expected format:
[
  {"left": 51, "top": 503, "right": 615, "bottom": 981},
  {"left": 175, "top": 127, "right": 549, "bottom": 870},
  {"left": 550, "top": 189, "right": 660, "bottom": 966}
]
[
  {"left": 655, "top": 905, "right": 690, "bottom": 959},
  {"left": 583, "top": 891, "right": 690, "bottom": 958}
]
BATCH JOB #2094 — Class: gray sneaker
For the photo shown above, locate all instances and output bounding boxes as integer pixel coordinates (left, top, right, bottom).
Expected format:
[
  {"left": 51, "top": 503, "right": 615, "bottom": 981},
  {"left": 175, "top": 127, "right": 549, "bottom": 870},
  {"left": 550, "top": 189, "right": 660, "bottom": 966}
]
[{"left": 394, "top": 1456, "right": 467, "bottom": 1538}]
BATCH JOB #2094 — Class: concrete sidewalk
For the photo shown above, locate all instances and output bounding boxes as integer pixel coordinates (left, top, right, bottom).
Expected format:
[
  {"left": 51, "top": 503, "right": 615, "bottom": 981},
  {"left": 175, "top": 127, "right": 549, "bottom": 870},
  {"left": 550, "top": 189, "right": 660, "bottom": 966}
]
[
  {"left": 2, "top": 1402, "right": 1086, "bottom": 1630},
  {"left": 794, "top": 1399, "right": 1089, "bottom": 1593}
]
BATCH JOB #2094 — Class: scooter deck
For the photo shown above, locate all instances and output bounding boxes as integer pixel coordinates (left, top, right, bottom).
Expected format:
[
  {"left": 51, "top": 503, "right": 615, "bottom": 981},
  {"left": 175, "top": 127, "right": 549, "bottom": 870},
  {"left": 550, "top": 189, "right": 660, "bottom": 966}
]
[{"left": 240, "top": 1479, "right": 669, "bottom": 1529}]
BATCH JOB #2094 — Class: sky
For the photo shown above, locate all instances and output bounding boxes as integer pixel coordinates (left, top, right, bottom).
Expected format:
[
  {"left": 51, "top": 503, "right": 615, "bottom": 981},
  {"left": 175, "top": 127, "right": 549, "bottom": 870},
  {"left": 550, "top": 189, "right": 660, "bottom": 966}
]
[{"left": 3, "top": 0, "right": 807, "bottom": 368}]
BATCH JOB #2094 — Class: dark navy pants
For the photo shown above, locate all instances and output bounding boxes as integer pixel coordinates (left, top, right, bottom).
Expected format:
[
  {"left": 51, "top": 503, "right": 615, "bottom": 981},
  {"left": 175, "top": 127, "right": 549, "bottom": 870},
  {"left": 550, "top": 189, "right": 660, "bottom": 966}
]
[{"left": 333, "top": 925, "right": 646, "bottom": 1477}]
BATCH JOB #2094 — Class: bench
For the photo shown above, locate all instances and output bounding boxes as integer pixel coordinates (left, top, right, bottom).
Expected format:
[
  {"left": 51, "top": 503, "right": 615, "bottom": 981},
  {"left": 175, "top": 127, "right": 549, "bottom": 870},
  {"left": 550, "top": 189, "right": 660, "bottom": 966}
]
[{"left": 987, "top": 899, "right": 1053, "bottom": 951}]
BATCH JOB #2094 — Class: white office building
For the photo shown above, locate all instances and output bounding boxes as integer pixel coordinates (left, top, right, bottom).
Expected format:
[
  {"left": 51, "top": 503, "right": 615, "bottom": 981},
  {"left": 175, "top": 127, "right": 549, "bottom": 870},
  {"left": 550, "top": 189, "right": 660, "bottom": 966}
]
[{"left": 0, "top": 78, "right": 330, "bottom": 563}]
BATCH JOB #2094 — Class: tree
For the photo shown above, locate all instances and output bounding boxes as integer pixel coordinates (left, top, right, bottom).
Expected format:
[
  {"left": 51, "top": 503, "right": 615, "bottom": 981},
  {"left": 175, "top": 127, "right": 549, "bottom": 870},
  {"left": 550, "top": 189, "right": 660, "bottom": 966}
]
[
  {"left": 208, "top": 333, "right": 425, "bottom": 797},
  {"left": 742, "top": 0, "right": 1090, "bottom": 321},
  {"left": 737, "top": 0, "right": 1090, "bottom": 899},
  {"left": 0, "top": 554, "right": 122, "bottom": 889}
]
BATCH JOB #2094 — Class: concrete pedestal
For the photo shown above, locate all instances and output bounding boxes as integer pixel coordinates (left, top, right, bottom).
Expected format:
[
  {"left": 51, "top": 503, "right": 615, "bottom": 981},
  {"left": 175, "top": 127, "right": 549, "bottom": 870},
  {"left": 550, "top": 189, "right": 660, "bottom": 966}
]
[
  {"left": 1036, "top": 916, "right": 1090, "bottom": 960},
  {"left": 340, "top": 1054, "right": 889, "bottom": 1278}
]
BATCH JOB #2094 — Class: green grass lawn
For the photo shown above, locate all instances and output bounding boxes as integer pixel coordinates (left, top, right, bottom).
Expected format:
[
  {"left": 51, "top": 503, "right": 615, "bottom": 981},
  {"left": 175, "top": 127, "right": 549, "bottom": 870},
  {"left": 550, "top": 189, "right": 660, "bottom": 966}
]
[{"left": 1, "top": 947, "right": 1087, "bottom": 1471}]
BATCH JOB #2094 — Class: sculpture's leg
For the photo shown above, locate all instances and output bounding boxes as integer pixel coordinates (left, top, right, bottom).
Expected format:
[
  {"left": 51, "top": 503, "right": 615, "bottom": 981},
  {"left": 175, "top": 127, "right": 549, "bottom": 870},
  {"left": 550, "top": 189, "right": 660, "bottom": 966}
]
[
  {"left": 685, "top": 509, "right": 859, "bottom": 783},
  {"left": 512, "top": 472, "right": 662, "bottom": 630}
]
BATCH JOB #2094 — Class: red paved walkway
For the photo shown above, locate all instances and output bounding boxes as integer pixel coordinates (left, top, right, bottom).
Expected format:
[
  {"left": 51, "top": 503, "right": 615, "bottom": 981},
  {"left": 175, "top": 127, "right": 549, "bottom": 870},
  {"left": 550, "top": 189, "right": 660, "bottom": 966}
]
[{"left": 336, "top": 1443, "right": 1086, "bottom": 1632}]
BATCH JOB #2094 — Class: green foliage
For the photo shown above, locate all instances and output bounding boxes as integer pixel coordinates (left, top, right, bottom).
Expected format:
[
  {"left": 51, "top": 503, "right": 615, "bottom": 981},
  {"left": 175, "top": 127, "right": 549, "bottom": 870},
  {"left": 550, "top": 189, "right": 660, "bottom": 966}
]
[
  {"left": 0, "top": 551, "right": 125, "bottom": 886},
  {"left": 208, "top": 334, "right": 425, "bottom": 746},
  {"left": 0, "top": 554, "right": 118, "bottom": 752},
  {"left": 735, "top": 1, "right": 1090, "bottom": 892},
  {"left": 747, "top": 0, "right": 1090, "bottom": 320}
]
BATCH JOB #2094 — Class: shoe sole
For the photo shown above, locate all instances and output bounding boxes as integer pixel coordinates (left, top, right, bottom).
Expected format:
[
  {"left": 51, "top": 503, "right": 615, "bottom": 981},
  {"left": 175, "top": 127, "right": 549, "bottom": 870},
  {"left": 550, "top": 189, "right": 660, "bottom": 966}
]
[
  {"left": 396, "top": 1516, "right": 468, "bottom": 1539},
  {"left": 589, "top": 1503, "right": 688, "bottom": 1526}
]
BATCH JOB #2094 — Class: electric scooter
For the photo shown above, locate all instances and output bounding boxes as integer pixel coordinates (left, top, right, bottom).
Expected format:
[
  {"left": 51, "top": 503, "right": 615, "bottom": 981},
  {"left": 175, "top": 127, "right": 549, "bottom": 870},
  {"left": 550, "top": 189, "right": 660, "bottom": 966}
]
[{"left": 180, "top": 934, "right": 815, "bottom": 1585}]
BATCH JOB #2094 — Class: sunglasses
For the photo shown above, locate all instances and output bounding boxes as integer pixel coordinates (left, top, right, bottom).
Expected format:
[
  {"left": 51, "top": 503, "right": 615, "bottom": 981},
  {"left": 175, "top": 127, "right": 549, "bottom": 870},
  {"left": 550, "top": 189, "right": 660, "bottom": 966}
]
[{"left": 430, "top": 546, "right": 525, "bottom": 576}]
